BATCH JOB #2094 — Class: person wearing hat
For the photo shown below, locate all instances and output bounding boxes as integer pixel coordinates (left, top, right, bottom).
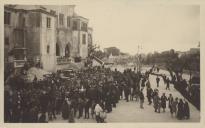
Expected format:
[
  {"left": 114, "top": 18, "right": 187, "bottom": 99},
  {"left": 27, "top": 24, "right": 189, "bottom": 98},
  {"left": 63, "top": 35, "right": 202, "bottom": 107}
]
[
  {"left": 146, "top": 86, "right": 153, "bottom": 105},
  {"left": 168, "top": 94, "right": 174, "bottom": 115},
  {"left": 156, "top": 76, "right": 160, "bottom": 88},
  {"left": 161, "top": 93, "right": 168, "bottom": 112},
  {"left": 183, "top": 99, "right": 190, "bottom": 119},
  {"left": 68, "top": 106, "right": 75, "bottom": 123},
  {"left": 153, "top": 92, "right": 160, "bottom": 112},
  {"left": 139, "top": 89, "right": 144, "bottom": 109}
]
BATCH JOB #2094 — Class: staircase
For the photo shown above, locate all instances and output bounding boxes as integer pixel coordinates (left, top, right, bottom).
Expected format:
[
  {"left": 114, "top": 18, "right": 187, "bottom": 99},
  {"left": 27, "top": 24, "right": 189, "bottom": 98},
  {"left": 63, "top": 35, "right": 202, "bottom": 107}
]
[{"left": 92, "top": 56, "right": 105, "bottom": 65}]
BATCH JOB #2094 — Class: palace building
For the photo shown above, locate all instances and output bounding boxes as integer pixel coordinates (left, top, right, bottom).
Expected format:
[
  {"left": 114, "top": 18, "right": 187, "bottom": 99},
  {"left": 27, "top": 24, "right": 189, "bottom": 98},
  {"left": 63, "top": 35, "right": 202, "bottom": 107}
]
[{"left": 4, "top": 5, "right": 93, "bottom": 72}]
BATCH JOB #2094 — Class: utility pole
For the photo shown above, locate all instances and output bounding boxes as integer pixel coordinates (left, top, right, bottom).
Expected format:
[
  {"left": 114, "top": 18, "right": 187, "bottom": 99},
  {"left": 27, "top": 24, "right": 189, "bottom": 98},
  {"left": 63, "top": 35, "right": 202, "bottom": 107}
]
[{"left": 137, "top": 45, "right": 142, "bottom": 72}]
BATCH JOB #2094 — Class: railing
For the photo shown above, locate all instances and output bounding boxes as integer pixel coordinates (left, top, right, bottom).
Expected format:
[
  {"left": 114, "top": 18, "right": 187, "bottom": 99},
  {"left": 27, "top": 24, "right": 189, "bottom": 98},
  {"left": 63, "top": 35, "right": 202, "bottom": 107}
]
[
  {"left": 57, "top": 57, "right": 71, "bottom": 65},
  {"left": 13, "top": 59, "right": 26, "bottom": 68},
  {"left": 92, "top": 56, "right": 104, "bottom": 65}
]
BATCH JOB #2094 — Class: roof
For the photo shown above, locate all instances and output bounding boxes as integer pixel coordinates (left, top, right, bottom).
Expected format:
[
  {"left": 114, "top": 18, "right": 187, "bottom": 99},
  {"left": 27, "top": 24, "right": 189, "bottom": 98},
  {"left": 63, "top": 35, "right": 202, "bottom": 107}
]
[
  {"left": 5, "top": 5, "right": 57, "bottom": 17},
  {"left": 73, "top": 12, "right": 88, "bottom": 21}
]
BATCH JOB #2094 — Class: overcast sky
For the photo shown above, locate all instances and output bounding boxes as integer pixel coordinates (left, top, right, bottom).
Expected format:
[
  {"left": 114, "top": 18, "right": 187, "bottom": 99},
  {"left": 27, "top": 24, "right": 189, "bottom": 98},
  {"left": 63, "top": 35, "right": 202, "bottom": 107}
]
[{"left": 72, "top": 0, "right": 200, "bottom": 55}]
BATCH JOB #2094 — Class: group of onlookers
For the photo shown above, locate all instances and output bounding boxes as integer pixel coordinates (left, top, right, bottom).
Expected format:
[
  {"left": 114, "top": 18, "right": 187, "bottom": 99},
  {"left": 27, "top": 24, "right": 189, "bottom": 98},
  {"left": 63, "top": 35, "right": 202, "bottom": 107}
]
[{"left": 4, "top": 65, "right": 191, "bottom": 123}]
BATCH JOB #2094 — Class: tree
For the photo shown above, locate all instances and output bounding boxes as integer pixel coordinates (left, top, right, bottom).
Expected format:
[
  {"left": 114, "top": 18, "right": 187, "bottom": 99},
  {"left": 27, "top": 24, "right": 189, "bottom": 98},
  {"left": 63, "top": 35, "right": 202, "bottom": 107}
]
[
  {"left": 88, "top": 44, "right": 106, "bottom": 59},
  {"left": 104, "top": 47, "right": 120, "bottom": 56}
]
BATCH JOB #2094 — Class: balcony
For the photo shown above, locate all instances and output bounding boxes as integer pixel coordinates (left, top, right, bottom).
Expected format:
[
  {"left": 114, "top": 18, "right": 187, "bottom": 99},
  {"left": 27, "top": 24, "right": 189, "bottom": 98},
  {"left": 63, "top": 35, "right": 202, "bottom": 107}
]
[
  {"left": 14, "top": 59, "right": 26, "bottom": 68},
  {"left": 57, "top": 56, "right": 72, "bottom": 65},
  {"left": 10, "top": 47, "right": 27, "bottom": 68}
]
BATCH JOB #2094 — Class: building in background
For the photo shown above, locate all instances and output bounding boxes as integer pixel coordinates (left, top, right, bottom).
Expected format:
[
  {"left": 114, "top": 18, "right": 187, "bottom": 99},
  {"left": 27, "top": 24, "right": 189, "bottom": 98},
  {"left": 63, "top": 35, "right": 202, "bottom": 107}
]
[{"left": 4, "top": 5, "right": 92, "bottom": 72}]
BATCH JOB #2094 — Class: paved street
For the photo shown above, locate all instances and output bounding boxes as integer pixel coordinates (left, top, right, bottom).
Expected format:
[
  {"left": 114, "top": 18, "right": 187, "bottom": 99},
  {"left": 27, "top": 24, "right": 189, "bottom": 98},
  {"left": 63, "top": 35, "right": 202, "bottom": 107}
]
[
  {"left": 4, "top": 4, "right": 201, "bottom": 125},
  {"left": 105, "top": 74, "right": 200, "bottom": 122},
  {"left": 50, "top": 66, "right": 200, "bottom": 123}
]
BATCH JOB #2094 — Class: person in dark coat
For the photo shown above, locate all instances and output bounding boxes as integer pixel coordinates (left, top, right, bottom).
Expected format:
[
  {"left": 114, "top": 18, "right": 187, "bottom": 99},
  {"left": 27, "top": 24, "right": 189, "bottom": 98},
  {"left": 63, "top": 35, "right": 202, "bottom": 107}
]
[
  {"left": 157, "top": 99, "right": 162, "bottom": 113},
  {"left": 146, "top": 86, "right": 153, "bottom": 105},
  {"left": 161, "top": 93, "right": 167, "bottom": 112},
  {"left": 61, "top": 99, "right": 69, "bottom": 119},
  {"left": 141, "top": 78, "right": 146, "bottom": 89},
  {"left": 166, "top": 78, "right": 170, "bottom": 90},
  {"left": 177, "top": 99, "right": 184, "bottom": 120},
  {"left": 171, "top": 97, "right": 178, "bottom": 117},
  {"left": 68, "top": 107, "right": 75, "bottom": 123},
  {"left": 118, "top": 84, "right": 123, "bottom": 100},
  {"left": 22, "top": 107, "right": 30, "bottom": 122},
  {"left": 111, "top": 86, "right": 117, "bottom": 108},
  {"left": 77, "top": 97, "right": 84, "bottom": 119},
  {"left": 139, "top": 89, "right": 144, "bottom": 109},
  {"left": 168, "top": 94, "right": 174, "bottom": 115},
  {"left": 11, "top": 91, "right": 22, "bottom": 123},
  {"left": 124, "top": 85, "right": 130, "bottom": 102},
  {"left": 105, "top": 92, "right": 112, "bottom": 113},
  {"left": 153, "top": 92, "right": 160, "bottom": 112},
  {"left": 29, "top": 105, "right": 39, "bottom": 122},
  {"left": 39, "top": 91, "right": 49, "bottom": 113},
  {"left": 183, "top": 99, "right": 190, "bottom": 119},
  {"left": 84, "top": 98, "right": 90, "bottom": 119},
  {"left": 4, "top": 90, "right": 12, "bottom": 122},
  {"left": 156, "top": 76, "right": 160, "bottom": 88},
  {"left": 163, "top": 75, "right": 167, "bottom": 84},
  {"left": 38, "top": 113, "right": 48, "bottom": 123}
]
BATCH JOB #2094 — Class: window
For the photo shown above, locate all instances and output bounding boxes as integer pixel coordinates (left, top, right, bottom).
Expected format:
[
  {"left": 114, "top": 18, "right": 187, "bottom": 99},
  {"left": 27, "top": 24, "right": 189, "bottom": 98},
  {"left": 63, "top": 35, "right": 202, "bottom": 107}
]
[
  {"left": 4, "top": 12, "right": 11, "bottom": 25},
  {"left": 56, "top": 43, "right": 60, "bottom": 56},
  {"left": 14, "top": 29, "right": 24, "bottom": 47},
  {"left": 82, "top": 34, "right": 86, "bottom": 44},
  {"left": 36, "top": 13, "right": 41, "bottom": 27},
  {"left": 47, "top": 17, "right": 51, "bottom": 28},
  {"left": 59, "top": 13, "right": 64, "bottom": 25},
  {"left": 22, "top": 17, "right": 25, "bottom": 27},
  {"left": 81, "top": 22, "right": 87, "bottom": 32},
  {"left": 67, "top": 16, "right": 71, "bottom": 27},
  {"left": 72, "top": 20, "right": 78, "bottom": 30},
  {"left": 47, "top": 45, "right": 50, "bottom": 54},
  {"left": 65, "top": 44, "right": 70, "bottom": 57},
  {"left": 88, "top": 34, "right": 92, "bottom": 44},
  {"left": 4, "top": 37, "right": 9, "bottom": 45}
]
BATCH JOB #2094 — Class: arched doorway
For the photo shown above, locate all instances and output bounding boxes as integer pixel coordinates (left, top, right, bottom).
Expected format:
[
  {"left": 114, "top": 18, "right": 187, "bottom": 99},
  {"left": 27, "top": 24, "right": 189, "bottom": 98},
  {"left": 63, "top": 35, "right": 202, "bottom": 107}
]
[
  {"left": 65, "top": 44, "right": 70, "bottom": 57},
  {"left": 56, "top": 43, "right": 60, "bottom": 56}
]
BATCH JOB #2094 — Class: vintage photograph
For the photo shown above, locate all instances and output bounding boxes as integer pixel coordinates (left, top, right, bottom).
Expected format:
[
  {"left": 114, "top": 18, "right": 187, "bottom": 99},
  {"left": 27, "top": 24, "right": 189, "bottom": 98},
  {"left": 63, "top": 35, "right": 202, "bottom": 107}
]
[{"left": 4, "top": 3, "right": 200, "bottom": 123}]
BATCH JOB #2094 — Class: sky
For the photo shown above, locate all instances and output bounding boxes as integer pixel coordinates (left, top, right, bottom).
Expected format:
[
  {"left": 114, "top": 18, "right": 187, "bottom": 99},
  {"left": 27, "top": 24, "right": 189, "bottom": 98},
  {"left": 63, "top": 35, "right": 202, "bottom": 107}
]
[{"left": 72, "top": 0, "right": 200, "bottom": 55}]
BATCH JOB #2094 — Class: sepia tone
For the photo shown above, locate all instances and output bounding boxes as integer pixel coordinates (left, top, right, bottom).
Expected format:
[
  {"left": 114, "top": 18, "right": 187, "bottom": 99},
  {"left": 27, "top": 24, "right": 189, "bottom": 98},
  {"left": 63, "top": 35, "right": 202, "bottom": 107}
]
[{"left": 3, "top": 3, "right": 200, "bottom": 123}]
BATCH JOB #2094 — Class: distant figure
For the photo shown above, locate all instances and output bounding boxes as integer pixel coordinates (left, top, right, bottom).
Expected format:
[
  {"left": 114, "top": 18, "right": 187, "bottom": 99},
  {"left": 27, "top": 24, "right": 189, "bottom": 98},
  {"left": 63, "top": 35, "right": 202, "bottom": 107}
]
[
  {"left": 177, "top": 99, "right": 184, "bottom": 120},
  {"left": 94, "top": 103, "right": 103, "bottom": 123},
  {"left": 161, "top": 93, "right": 167, "bottom": 112},
  {"left": 168, "top": 94, "right": 174, "bottom": 115},
  {"left": 146, "top": 86, "right": 153, "bottom": 105},
  {"left": 166, "top": 78, "right": 170, "bottom": 90},
  {"left": 157, "top": 67, "right": 160, "bottom": 73},
  {"left": 171, "top": 97, "right": 178, "bottom": 117},
  {"left": 163, "top": 75, "right": 167, "bottom": 84},
  {"left": 183, "top": 99, "right": 190, "bottom": 119},
  {"left": 153, "top": 93, "right": 160, "bottom": 112},
  {"left": 139, "top": 89, "right": 144, "bottom": 109},
  {"left": 33, "top": 75, "right": 37, "bottom": 83},
  {"left": 156, "top": 76, "right": 160, "bottom": 88},
  {"left": 124, "top": 85, "right": 130, "bottom": 102},
  {"left": 157, "top": 99, "right": 162, "bottom": 113},
  {"left": 68, "top": 107, "right": 75, "bottom": 123}
]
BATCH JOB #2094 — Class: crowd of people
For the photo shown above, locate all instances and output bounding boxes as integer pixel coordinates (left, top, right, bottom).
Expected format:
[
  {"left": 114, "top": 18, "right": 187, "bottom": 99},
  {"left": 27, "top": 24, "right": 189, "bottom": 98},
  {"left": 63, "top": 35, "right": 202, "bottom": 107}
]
[
  {"left": 147, "top": 87, "right": 190, "bottom": 120},
  {"left": 4, "top": 65, "right": 191, "bottom": 123}
]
